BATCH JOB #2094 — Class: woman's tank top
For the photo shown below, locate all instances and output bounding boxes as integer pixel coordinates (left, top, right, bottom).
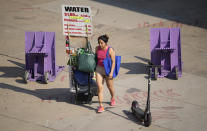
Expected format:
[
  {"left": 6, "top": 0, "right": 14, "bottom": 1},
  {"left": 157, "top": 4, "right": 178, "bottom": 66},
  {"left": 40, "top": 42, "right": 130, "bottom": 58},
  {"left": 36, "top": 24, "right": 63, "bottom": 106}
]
[{"left": 96, "top": 46, "right": 109, "bottom": 67}]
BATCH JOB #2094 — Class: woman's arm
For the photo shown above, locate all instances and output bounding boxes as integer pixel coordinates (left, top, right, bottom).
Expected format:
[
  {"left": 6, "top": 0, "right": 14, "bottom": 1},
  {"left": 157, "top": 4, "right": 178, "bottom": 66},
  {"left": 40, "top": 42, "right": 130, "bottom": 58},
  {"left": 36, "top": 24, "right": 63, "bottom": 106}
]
[{"left": 109, "top": 48, "right": 115, "bottom": 78}]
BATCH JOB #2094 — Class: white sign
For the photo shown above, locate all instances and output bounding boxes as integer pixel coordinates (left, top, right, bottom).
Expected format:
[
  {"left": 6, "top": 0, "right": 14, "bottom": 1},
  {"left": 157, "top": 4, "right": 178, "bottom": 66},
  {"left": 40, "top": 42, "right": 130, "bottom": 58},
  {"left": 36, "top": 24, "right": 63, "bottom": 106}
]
[{"left": 62, "top": 5, "right": 92, "bottom": 37}]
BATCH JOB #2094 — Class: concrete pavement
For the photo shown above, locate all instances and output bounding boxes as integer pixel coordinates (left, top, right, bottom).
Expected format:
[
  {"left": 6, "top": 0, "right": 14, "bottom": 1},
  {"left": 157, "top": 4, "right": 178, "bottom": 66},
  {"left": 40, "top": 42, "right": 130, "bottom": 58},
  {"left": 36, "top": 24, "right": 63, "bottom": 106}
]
[{"left": 0, "top": 0, "right": 207, "bottom": 131}]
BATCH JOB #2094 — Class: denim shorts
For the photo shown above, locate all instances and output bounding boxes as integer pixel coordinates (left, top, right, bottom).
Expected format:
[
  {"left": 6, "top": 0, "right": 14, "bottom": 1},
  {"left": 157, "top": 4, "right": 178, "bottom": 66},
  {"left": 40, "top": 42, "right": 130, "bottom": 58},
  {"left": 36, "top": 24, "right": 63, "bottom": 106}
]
[{"left": 95, "top": 65, "right": 106, "bottom": 76}]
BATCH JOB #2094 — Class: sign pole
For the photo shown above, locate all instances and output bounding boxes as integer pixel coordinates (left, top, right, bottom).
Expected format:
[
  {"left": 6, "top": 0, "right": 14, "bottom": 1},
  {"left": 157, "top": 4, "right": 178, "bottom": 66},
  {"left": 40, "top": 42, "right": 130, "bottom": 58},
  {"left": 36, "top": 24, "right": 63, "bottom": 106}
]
[{"left": 67, "top": 17, "right": 73, "bottom": 89}]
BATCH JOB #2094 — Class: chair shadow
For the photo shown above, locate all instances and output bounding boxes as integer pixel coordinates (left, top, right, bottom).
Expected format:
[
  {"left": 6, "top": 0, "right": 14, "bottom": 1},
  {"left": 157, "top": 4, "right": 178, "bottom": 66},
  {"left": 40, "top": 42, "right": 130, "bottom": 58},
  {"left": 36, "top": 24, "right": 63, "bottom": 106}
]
[
  {"left": 1, "top": 59, "right": 65, "bottom": 84},
  {"left": 0, "top": 66, "right": 24, "bottom": 78},
  {"left": 0, "top": 60, "right": 25, "bottom": 83},
  {"left": 0, "top": 53, "right": 24, "bottom": 61},
  {"left": 134, "top": 56, "right": 150, "bottom": 63},
  {"left": 120, "top": 56, "right": 150, "bottom": 75},
  {"left": 0, "top": 60, "right": 25, "bottom": 78},
  {"left": 120, "top": 62, "right": 147, "bottom": 74}
]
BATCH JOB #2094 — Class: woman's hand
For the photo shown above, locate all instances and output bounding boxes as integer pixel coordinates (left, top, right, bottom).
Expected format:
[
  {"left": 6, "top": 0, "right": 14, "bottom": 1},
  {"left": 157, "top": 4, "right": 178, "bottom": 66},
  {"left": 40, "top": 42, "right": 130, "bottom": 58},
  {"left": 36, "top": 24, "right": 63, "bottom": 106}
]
[{"left": 108, "top": 72, "right": 113, "bottom": 79}]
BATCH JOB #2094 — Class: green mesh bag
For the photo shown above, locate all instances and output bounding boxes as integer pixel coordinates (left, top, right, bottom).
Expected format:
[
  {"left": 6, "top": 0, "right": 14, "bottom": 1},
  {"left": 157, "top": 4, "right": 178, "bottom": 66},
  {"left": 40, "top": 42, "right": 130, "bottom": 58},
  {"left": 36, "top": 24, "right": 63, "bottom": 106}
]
[
  {"left": 67, "top": 48, "right": 85, "bottom": 66},
  {"left": 77, "top": 42, "right": 96, "bottom": 73},
  {"left": 67, "top": 55, "right": 78, "bottom": 66}
]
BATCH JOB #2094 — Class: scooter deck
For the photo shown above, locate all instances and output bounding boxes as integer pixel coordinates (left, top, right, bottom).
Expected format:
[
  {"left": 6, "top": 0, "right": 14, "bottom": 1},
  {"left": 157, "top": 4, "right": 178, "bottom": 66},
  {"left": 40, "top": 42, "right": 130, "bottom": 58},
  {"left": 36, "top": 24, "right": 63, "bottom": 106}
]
[{"left": 132, "top": 107, "right": 145, "bottom": 120}]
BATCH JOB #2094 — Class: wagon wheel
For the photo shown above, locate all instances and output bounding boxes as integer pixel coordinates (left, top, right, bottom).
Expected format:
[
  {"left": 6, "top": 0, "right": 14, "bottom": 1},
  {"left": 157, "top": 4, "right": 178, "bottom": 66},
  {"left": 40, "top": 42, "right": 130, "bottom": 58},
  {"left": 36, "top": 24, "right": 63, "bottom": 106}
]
[
  {"left": 74, "top": 81, "right": 78, "bottom": 105},
  {"left": 144, "top": 113, "right": 152, "bottom": 127},
  {"left": 87, "top": 94, "right": 93, "bottom": 105},
  {"left": 24, "top": 71, "right": 30, "bottom": 83},
  {"left": 44, "top": 72, "right": 49, "bottom": 84}
]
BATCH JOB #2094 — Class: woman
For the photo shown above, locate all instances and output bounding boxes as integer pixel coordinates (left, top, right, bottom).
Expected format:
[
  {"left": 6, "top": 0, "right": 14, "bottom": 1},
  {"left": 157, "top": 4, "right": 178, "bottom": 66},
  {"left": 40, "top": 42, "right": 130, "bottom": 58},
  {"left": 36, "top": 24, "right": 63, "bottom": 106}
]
[{"left": 95, "top": 34, "right": 116, "bottom": 113}]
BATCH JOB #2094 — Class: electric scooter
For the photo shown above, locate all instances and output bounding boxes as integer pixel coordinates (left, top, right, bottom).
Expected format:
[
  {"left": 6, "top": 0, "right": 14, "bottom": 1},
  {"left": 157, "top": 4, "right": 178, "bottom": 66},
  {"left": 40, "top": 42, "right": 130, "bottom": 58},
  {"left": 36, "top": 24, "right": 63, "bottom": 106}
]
[{"left": 131, "top": 62, "right": 161, "bottom": 127}]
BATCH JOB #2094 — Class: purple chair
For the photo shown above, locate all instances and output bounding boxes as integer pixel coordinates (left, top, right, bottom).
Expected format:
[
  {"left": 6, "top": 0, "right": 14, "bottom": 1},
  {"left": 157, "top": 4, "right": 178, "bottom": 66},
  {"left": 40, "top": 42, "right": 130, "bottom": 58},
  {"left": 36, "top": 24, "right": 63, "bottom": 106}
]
[
  {"left": 24, "top": 32, "right": 64, "bottom": 83},
  {"left": 150, "top": 28, "right": 182, "bottom": 80}
]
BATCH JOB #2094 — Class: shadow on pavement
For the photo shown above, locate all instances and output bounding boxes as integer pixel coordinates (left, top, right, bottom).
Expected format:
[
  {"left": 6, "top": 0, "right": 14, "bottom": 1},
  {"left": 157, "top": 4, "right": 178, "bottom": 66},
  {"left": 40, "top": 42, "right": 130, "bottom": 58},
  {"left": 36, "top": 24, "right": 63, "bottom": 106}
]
[
  {"left": 0, "top": 60, "right": 25, "bottom": 79},
  {"left": 0, "top": 83, "right": 74, "bottom": 103},
  {"left": 120, "top": 62, "right": 147, "bottom": 74},
  {"left": 0, "top": 53, "right": 24, "bottom": 61},
  {"left": 0, "top": 59, "right": 58, "bottom": 84},
  {"left": 0, "top": 83, "right": 147, "bottom": 125},
  {"left": 0, "top": 83, "right": 99, "bottom": 113},
  {"left": 120, "top": 56, "right": 150, "bottom": 74},
  {"left": 0, "top": 66, "right": 24, "bottom": 78},
  {"left": 134, "top": 56, "right": 150, "bottom": 63},
  {"left": 122, "top": 110, "right": 144, "bottom": 126},
  {"left": 93, "top": 0, "right": 207, "bottom": 29}
]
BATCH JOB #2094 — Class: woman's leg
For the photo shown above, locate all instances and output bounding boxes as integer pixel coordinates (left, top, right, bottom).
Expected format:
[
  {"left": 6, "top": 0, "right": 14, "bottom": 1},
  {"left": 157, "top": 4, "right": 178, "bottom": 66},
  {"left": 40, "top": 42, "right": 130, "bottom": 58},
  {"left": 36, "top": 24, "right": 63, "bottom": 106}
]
[
  {"left": 96, "top": 72, "right": 104, "bottom": 107},
  {"left": 106, "top": 77, "right": 115, "bottom": 99}
]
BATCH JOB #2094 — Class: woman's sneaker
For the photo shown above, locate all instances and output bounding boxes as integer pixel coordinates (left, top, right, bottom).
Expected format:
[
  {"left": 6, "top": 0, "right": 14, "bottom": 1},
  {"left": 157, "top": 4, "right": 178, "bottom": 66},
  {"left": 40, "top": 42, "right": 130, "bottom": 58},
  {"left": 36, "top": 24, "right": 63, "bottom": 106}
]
[
  {"left": 97, "top": 106, "right": 105, "bottom": 113},
  {"left": 110, "top": 98, "right": 116, "bottom": 106}
]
